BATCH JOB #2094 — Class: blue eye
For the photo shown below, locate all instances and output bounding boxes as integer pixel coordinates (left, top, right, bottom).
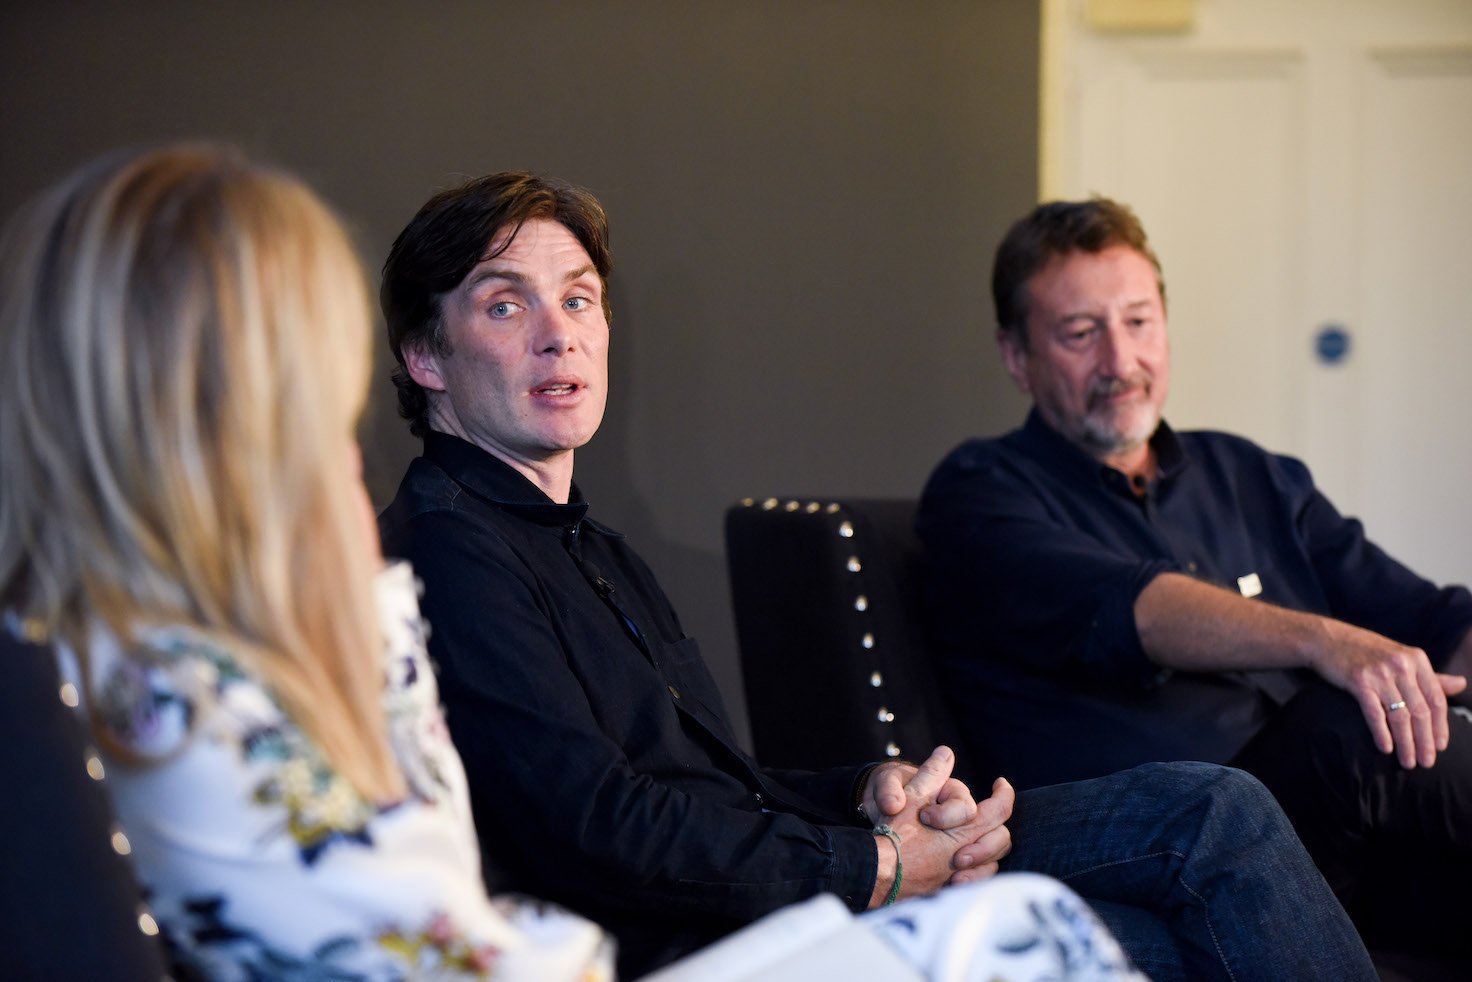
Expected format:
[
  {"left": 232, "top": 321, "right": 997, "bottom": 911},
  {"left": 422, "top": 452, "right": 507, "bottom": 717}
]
[
  {"left": 565, "top": 297, "right": 589, "bottom": 311},
  {"left": 489, "top": 301, "right": 520, "bottom": 318}
]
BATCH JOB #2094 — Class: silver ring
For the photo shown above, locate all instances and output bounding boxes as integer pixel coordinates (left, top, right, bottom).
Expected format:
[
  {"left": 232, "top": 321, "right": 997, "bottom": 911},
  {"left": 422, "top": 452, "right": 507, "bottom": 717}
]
[{"left": 1387, "top": 700, "right": 1408, "bottom": 712}]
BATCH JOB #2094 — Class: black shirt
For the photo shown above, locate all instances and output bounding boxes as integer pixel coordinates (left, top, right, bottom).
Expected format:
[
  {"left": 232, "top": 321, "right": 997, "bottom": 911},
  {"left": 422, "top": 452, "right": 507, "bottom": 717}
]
[
  {"left": 379, "top": 432, "right": 876, "bottom": 976},
  {"left": 918, "top": 410, "right": 1472, "bottom": 789}
]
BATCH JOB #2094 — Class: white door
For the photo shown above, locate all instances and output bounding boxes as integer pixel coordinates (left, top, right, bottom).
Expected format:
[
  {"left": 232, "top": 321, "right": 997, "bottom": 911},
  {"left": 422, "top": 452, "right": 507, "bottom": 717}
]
[{"left": 1041, "top": 0, "right": 1472, "bottom": 585}]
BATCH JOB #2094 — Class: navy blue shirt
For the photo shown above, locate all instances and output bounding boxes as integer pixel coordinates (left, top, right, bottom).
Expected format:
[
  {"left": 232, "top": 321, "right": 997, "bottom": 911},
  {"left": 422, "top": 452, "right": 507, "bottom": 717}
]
[
  {"left": 917, "top": 411, "right": 1472, "bottom": 789},
  {"left": 379, "top": 433, "right": 877, "bottom": 977}
]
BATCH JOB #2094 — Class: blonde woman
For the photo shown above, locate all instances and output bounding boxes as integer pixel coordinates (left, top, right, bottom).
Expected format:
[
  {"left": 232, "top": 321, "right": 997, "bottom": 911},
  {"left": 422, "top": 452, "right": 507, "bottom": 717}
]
[{"left": 0, "top": 145, "right": 611, "bottom": 980}]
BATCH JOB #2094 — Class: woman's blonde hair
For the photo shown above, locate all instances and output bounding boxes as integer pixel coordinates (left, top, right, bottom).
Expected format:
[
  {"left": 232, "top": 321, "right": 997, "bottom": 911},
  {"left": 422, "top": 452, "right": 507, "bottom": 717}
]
[{"left": 0, "top": 144, "right": 404, "bottom": 801}]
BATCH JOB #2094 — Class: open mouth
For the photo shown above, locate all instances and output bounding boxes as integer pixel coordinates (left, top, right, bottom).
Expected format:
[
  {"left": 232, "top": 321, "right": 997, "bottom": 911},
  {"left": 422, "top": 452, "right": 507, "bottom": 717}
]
[{"left": 536, "top": 383, "right": 578, "bottom": 396}]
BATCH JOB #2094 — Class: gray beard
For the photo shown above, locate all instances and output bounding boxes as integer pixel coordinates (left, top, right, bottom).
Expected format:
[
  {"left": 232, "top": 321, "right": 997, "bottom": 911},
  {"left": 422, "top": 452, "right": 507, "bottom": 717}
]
[{"left": 1076, "top": 409, "right": 1159, "bottom": 459}]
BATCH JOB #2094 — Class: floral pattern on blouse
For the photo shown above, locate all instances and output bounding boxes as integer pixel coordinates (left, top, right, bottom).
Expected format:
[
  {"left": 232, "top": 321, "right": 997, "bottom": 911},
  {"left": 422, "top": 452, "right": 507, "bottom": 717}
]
[
  {"left": 65, "top": 562, "right": 613, "bottom": 982},
  {"left": 98, "top": 630, "right": 379, "bottom": 864},
  {"left": 157, "top": 892, "right": 501, "bottom": 981},
  {"left": 378, "top": 911, "right": 501, "bottom": 978},
  {"left": 249, "top": 743, "right": 377, "bottom": 864}
]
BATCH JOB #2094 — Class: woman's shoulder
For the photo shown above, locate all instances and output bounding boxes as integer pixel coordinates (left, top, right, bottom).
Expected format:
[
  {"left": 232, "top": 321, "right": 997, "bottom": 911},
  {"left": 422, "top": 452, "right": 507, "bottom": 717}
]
[
  {"left": 88, "top": 624, "right": 382, "bottom": 859},
  {"left": 86, "top": 623, "right": 268, "bottom": 761},
  {"left": 80, "top": 607, "right": 609, "bottom": 978}
]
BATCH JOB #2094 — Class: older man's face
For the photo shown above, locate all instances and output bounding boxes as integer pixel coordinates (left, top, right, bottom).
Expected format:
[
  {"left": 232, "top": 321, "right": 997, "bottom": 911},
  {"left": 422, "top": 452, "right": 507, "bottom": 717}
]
[
  {"left": 1000, "top": 244, "right": 1169, "bottom": 466},
  {"left": 409, "top": 219, "right": 609, "bottom": 479}
]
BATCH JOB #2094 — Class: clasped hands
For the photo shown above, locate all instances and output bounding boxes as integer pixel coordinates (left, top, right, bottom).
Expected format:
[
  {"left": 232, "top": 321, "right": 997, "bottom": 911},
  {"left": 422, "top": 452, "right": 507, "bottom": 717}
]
[{"left": 861, "top": 745, "right": 1013, "bottom": 907}]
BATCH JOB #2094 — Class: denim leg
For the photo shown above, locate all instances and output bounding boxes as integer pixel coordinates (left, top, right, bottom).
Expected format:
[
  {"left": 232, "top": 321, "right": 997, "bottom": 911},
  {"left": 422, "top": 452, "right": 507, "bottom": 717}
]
[
  {"left": 1084, "top": 900, "right": 1188, "bottom": 981},
  {"left": 1000, "top": 761, "right": 1376, "bottom": 981}
]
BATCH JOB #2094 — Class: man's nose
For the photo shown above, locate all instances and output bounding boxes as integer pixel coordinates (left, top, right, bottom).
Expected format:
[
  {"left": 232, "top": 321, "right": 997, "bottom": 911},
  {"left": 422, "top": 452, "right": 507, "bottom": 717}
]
[
  {"left": 533, "top": 305, "right": 577, "bottom": 355},
  {"left": 1098, "top": 322, "right": 1134, "bottom": 376}
]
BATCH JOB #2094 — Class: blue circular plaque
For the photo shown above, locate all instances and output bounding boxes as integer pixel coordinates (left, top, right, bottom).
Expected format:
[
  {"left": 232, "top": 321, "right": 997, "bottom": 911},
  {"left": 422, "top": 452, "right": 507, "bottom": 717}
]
[{"left": 1315, "top": 325, "right": 1351, "bottom": 365}]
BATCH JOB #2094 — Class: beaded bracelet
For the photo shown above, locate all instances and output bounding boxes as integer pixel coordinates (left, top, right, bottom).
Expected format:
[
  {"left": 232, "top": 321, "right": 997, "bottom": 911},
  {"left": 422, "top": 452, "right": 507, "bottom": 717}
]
[{"left": 874, "top": 823, "right": 902, "bottom": 906}]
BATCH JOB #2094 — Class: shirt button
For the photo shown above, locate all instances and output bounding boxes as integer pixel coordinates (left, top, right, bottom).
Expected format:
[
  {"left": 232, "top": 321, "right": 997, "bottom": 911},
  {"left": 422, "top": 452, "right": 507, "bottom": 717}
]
[
  {"left": 754, "top": 792, "right": 765, "bottom": 805},
  {"left": 667, "top": 684, "right": 681, "bottom": 700},
  {"left": 1186, "top": 561, "right": 1198, "bottom": 573}
]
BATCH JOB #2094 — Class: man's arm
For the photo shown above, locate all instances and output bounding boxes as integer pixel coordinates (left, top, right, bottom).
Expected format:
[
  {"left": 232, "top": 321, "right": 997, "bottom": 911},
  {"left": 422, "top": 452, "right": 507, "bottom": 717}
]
[
  {"left": 389, "top": 507, "right": 881, "bottom": 922},
  {"left": 921, "top": 435, "right": 1472, "bottom": 770},
  {"left": 1137, "top": 572, "right": 1468, "bottom": 768}
]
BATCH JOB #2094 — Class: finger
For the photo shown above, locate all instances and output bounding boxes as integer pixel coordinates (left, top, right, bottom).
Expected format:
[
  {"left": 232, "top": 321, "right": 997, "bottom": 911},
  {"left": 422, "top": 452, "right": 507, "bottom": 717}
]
[
  {"left": 948, "top": 861, "right": 999, "bottom": 887},
  {"left": 934, "top": 776, "right": 976, "bottom": 809},
  {"left": 903, "top": 746, "right": 955, "bottom": 805},
  {"left": 921, "top": 780, "right": 978, "bottom": 830},
  {"left": 1395, "top": 657, "right": 1446, "bottom": 767},
  {"left": 1382, "top": 690, "right": 1419, "bottom": 769},
  {"left": 1441, "top": 673, "right": 1470, "bottom": 694},
  {"left": 1356, "top": 688, "right": 1395, "bottom": 757},
  {"left": 1419, "top": 663, "right": 1450, "bottom": 758},
  {"left": 973, "top": 777, "right": 1015, "bottom": 831},
  {"left": 870, "top": 765, "right": 909, "bottom": 818},
  {"left": 953, "top": 823, "right": 1012, "bottom": 871}
]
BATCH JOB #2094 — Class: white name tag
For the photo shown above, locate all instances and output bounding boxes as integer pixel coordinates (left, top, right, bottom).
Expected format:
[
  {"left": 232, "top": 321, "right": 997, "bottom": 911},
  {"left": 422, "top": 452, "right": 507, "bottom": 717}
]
[{"left": 1237, "top": 573, "right": 1263, "bottom": 598}]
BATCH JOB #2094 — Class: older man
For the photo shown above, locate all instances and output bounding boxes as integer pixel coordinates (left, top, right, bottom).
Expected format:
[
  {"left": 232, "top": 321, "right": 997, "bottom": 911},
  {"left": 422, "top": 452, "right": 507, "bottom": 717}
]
[
  {"left": 919, "top": 196, "right": 1472, "bottom": 959},
  {"left": 376, "top": 173, "right": 1372, "bottom": 980}
]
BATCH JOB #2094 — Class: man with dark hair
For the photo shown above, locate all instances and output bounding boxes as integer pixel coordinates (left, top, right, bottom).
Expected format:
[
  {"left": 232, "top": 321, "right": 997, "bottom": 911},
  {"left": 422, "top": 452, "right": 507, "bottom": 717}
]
[
  {"left": 377, "top": 174, "right": 1375, "bottom": 980},
  {"left": 382, "top": 171, "right": 615, "bottom": 440},
  {"left": 919, "top": 195, "right": 1472, "bottom": 959}
]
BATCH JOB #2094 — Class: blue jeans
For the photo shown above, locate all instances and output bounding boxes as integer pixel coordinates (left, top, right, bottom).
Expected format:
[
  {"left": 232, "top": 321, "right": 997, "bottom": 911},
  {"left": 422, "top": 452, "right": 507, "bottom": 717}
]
[{"left": 1001, "top": 761, "right": 1375, "bottom": 981}]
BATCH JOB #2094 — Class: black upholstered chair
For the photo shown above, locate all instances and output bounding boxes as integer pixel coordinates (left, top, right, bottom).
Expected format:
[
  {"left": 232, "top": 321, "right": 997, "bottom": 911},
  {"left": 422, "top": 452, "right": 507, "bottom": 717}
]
[
  {"left": 725, "top": 498, "right": 1463, "bottom": 980},
  {"left": 724, "top": 496, "right": 971, "bottom": 780},
  {"left": 0, "top": 627, "right": 167, "bottom": 981}
]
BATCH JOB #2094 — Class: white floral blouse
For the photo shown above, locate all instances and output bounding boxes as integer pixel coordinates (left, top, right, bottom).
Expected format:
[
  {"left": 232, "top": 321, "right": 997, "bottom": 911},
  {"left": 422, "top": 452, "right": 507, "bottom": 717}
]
[{"left": 61, "top": 562, "right": 612, "bottom": 982}]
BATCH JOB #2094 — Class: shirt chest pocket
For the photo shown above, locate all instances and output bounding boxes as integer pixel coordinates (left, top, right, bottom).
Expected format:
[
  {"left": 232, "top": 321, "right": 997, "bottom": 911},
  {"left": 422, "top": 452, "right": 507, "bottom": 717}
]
[{"left": 651, "top": 637, "right": 735, "bottom": 734}]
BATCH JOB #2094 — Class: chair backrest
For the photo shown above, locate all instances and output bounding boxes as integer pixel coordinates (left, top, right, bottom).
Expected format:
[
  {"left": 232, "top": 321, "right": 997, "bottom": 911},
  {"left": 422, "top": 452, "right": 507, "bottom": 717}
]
[
  {"left": 724, "top": 497, "right": 967, "bottom": 776},
  {"left": 0, "top": 627, "right": 168, "bottom": 981}
]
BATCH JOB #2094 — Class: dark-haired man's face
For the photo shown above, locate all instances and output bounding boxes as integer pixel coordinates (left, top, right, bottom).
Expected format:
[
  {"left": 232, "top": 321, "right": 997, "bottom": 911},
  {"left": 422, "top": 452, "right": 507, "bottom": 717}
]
[
  {"left": 999, "top": 244, "right": 1169, "bottom": 469},
  {"left": 404, "top": 219, "right": 609, "bottom": 491}
]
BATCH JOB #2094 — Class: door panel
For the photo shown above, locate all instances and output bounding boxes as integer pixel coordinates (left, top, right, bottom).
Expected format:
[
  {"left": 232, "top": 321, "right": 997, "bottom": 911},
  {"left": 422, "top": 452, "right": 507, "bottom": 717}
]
[
  {"left": 1358, "top": 50, "right": 1472, "bottom": 582},
  {"left": 1043, "top": 0, "right": 1472, "bottom": 584}
]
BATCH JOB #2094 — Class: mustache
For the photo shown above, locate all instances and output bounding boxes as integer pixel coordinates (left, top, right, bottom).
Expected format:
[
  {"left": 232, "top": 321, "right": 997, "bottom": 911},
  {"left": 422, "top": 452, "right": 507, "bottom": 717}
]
[{"left": 1087, "top": 376, "right": 1149, "bottom": 404}]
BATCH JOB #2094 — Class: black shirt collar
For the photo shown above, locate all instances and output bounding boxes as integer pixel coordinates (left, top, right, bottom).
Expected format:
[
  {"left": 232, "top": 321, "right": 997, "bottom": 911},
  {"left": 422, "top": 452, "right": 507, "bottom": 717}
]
[
  {"left": 1018, "top": 408, "right": 1189, "bottom": 488},
  {"left": 421, "top": 430, "right": 621, "bottom": 534}
]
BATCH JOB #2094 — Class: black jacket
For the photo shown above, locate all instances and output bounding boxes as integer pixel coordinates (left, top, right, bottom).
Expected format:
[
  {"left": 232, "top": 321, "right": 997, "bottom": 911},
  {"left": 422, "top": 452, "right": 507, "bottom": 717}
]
[{"left": 379, "top": 432, "right": 877, "bottom": 976}]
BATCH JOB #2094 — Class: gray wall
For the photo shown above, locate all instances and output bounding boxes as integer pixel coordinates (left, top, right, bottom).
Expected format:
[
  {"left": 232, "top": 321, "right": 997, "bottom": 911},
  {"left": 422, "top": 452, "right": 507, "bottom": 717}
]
[{"left": 0, "top": 1, "right": 1037, "bottom": 748}]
